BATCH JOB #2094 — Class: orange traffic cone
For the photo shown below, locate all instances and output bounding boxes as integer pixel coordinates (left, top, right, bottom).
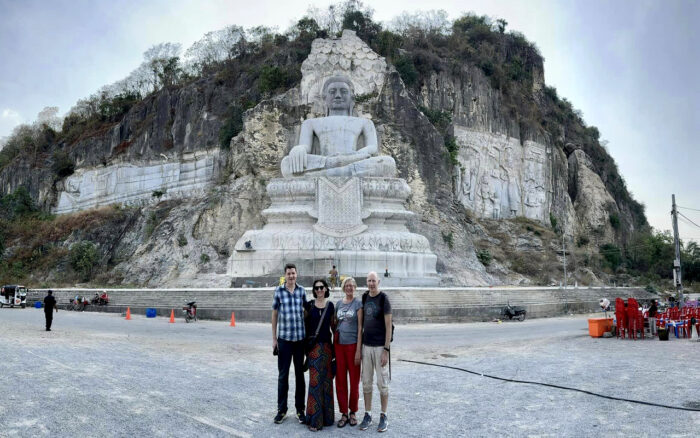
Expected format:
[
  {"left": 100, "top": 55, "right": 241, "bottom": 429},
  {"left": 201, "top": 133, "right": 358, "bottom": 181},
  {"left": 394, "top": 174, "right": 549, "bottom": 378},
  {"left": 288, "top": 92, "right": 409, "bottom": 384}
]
[
  {"left": 125, "top": 307, "right": 131, "bottom": 320},
  {"left": 230, "top": 312, "right": 236, "bottom": 327},
  {"left": 169, "top": 309, "right": 175, "bottom": 323}
]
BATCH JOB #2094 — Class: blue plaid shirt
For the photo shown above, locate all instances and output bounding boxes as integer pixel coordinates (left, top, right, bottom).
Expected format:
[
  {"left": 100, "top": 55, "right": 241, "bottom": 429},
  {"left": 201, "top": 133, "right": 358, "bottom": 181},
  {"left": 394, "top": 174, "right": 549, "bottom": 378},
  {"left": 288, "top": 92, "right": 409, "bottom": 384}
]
[{"left": 272, "top": 283, "right": 307, "bottom": 341}]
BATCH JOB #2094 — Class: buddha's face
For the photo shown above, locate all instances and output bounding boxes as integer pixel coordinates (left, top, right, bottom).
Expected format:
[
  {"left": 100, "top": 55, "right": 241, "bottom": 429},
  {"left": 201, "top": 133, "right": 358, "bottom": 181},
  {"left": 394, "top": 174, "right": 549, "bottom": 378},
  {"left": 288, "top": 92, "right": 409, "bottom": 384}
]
[{"left": 325, "top": 81, "right": 353, "bottom": 113}]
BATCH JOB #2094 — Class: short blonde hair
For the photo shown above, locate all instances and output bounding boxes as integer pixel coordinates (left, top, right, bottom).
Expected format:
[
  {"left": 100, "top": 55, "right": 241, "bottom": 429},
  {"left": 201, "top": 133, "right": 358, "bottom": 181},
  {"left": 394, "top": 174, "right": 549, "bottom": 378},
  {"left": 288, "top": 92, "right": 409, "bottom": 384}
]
[{"left": 341, "top": 277, "right": 357, "bottom": 290}]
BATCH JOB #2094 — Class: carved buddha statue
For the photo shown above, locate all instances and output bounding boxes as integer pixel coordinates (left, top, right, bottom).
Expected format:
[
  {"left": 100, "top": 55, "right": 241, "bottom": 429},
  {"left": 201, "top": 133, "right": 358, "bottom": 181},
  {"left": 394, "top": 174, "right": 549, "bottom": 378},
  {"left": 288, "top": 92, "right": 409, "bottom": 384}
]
[{"left": 281, "top": 75, "right": 396, "bottom": 178}]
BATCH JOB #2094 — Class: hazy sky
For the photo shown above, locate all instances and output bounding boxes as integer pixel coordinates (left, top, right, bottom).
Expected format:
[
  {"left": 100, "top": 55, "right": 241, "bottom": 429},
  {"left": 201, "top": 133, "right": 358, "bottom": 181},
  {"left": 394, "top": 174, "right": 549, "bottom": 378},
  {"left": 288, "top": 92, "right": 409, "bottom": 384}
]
[{"left": 0, "top": 0, "right": 698, "bottom": 241}]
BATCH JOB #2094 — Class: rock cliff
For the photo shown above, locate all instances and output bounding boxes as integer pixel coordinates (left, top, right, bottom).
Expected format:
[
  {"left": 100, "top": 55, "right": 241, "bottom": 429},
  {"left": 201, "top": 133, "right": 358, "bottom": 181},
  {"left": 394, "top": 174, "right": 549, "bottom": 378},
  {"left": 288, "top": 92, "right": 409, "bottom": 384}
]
[{"left": 0, "top": 30, "right": 646, "bottom": 287}]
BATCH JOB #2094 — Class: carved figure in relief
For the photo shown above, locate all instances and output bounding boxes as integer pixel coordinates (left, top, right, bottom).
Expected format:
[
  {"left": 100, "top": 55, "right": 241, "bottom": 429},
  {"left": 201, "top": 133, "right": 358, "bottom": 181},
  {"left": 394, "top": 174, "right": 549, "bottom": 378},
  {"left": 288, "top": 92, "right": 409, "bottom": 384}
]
[
  {"left": 281, "top": 75, "right": 396, "bottom": 178},
  {"left": 491, "top": 175, "right": 501, "bottom": 219},
  {"left": 66, "top": 178, "right": 81, "bottom": 195},
  {"left": 479, "top": 174, "right": 492, "bottom": 216},
  {"left": 502, "top": 147, "right": 520, "bottom": 217},
  {"left": 460, "top": 158, "right": 479, "bottom": 203}
]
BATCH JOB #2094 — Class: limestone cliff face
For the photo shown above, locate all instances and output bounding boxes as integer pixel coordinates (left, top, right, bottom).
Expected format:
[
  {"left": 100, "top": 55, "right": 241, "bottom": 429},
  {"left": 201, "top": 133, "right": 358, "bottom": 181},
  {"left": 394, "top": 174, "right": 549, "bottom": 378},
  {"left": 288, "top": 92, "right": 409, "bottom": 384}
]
[
  {"left": 567, "top": 150, "right": 619, "bottom": 243},
  {"left": 0, "top": 76, "right": 234, "bottom": 211},
  {"left": 0, "top": 31, "right": 643, "bottom": 287},
  {"left": 413, "top": 65, "right": 634, "bottom": 242}
]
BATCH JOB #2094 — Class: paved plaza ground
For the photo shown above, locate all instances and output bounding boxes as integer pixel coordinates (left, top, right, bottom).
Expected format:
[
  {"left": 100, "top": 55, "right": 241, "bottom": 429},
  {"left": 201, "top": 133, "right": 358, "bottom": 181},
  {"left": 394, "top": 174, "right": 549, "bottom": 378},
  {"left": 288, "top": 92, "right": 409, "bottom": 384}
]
[{"left": 0, "top": 308, "right": 698, "bottom": 437}]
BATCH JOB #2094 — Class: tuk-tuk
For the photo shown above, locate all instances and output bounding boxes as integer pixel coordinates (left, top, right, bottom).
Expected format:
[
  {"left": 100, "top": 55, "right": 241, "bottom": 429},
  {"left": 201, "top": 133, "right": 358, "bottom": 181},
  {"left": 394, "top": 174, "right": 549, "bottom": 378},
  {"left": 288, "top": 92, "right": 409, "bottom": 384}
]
[{"left": 0, "top": 285, "right": 28, "bottom": 308}]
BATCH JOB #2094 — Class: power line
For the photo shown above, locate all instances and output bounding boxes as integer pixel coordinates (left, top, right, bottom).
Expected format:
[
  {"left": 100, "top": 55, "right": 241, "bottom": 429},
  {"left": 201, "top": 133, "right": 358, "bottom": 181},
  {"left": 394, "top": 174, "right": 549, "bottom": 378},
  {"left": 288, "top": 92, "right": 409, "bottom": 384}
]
[
  {"left": 677, "top": 205, "right": 700, "bottom": 212},
  {"left": 678, "top": 212, "right": 700, "bottom": 229},
  {"left": 678, "top": 217, "right": 696, "bottom": 228}
]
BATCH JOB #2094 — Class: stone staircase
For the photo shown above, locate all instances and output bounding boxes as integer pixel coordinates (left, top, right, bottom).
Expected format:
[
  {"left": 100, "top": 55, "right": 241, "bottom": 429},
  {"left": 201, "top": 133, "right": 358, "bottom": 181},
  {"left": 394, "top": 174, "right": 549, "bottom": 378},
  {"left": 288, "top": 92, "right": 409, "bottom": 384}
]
[{"left": 26, "top": 286, "right": 655, "bottom": 323}]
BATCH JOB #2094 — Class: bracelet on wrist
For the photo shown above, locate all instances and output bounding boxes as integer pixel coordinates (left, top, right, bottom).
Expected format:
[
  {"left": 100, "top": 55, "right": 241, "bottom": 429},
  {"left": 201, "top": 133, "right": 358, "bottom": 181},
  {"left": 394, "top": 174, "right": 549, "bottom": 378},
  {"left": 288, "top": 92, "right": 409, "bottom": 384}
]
[{"left": 383, "top": 347, "right": 390, "bottom": 352}]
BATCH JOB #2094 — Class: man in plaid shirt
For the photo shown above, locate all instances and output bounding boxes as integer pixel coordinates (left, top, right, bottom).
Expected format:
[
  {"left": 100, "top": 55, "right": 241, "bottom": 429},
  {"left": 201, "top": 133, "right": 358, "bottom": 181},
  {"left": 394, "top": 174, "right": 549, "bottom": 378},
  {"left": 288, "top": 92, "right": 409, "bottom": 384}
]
[{"left": 272, "top": 263, "right": 309, "bottom": 424}]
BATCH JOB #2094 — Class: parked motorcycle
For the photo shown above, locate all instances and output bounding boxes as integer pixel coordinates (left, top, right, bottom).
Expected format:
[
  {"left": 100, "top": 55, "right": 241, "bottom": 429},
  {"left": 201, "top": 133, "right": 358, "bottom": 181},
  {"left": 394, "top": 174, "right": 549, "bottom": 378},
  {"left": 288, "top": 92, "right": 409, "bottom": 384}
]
[
  {"left": 183, "top": 300, "right": 197, "bottom": 323},
  {"left": 502, "top": 302, "right": 526, "bottom": 321},
  {"left": 90, "top": 291, "right": 109, "bottom": 306},
  {"left": 69, "top": 295, "right": 90, "bottom": 311}
]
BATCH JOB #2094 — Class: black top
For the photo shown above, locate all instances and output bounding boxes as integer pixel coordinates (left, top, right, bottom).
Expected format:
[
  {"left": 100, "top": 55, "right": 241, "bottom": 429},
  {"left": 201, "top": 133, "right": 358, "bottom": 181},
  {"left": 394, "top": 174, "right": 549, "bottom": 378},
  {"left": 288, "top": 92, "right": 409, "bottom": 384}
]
[
  {"left": 307, "top": 300, "right": 334, "bottom": 344},
  {"left": 648, "top": 303, "right": 658, "bottom": 317},
  {"left": 44, "top": 294, "right": 56, "bottom": 310},
  {"left": 362, "top": 292, "right": 392, "bottom": 347}
]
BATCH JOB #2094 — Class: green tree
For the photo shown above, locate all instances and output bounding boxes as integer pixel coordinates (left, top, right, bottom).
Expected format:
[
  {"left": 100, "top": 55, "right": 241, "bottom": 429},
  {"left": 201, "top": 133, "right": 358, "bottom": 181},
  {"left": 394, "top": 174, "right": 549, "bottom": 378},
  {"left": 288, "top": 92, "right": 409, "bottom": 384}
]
[
  {"left": 600, "top": 243, "right": 622, "bottom": 270},
  {"left": 496, "top": 19, "right": 508, "bottom": 34},
  {"left": 259, "top": 66, "right": 289, "bottom": 93},
  {"left": 341, "top": 7, "right": 381, "bottom": 43},
  {"left": 0, "top": 186, "right": 36, "bottom": 220},
  {"left": 394, "top": 55, "right": 418, "bottom": 86},
  {"left": 69, "top": 241, "right": 99, "bottom": 281}
]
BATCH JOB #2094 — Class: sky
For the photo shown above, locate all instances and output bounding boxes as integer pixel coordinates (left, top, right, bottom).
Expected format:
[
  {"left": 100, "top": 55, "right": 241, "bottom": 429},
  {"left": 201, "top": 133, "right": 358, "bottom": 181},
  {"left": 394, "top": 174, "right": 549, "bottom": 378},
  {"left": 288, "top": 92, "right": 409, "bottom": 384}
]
[{"left": 0, "top": 0, "right": 698, "bottom": 241}]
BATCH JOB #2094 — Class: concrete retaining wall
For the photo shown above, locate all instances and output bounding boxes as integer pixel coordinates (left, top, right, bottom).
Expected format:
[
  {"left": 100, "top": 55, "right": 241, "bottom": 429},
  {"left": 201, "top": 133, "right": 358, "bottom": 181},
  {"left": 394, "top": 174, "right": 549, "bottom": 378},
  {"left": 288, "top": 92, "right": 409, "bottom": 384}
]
[{"left": 26, "top": 286, "right": 656, "bottom": 323}]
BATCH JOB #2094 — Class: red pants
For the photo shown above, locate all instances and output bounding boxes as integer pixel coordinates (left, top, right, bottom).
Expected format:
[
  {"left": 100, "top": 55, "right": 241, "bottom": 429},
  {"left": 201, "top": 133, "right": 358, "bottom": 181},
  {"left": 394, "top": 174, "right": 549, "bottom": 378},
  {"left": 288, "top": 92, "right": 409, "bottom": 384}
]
[{"left": 334, "top": 342, "right": 361, "bottom": 414}]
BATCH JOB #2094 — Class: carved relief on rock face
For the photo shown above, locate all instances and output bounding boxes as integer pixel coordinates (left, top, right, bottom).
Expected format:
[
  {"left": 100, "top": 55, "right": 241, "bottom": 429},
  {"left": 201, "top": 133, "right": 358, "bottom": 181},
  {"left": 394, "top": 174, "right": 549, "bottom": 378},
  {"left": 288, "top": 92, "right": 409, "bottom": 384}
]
[
  {"left": 54, "top": 152, "right": 218, "bottom": 215},
  {"left": 453, "top": 126, "right": 550, "bottom": 222}
]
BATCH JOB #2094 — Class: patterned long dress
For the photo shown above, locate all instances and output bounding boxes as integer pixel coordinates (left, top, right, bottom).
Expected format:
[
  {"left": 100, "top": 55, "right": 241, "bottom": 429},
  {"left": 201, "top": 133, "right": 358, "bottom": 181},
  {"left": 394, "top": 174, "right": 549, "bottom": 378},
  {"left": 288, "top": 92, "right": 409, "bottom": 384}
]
[
  {"left": 306, "top": 303, "right": 335, "bottom": 429},
  {"left": 306, "top": 342, "right": 334, "bottom": 428}
]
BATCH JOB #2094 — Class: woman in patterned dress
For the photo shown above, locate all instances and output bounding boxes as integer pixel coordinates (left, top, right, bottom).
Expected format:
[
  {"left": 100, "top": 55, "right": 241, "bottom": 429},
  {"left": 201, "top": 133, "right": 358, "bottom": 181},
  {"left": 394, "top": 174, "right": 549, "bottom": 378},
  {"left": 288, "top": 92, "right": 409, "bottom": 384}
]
[{"left": 306, "top": 279, "right": 335, "bottom": 431}]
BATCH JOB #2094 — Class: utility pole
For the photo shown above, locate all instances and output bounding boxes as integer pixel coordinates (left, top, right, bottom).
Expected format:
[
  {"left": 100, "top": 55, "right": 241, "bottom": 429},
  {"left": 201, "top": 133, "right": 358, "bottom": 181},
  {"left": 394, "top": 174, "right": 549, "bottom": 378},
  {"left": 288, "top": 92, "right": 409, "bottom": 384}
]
[{"left": 671, "top": 194, "right": 683, "bottom": 308}]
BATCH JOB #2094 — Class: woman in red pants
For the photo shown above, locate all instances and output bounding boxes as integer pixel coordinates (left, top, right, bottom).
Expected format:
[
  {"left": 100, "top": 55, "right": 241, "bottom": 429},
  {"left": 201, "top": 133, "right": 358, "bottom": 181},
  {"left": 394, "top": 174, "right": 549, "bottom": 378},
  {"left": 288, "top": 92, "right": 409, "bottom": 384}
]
[{"left": 333, "top": 277, "right": 363, "bottom": 427}]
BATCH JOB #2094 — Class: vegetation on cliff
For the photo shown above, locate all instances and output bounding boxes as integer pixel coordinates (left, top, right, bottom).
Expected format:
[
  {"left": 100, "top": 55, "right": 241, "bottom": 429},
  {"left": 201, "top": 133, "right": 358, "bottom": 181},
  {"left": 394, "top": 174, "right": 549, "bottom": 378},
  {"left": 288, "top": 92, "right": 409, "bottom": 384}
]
[{"left": 0, "top": 188, "right": 133, "bottom": 285}]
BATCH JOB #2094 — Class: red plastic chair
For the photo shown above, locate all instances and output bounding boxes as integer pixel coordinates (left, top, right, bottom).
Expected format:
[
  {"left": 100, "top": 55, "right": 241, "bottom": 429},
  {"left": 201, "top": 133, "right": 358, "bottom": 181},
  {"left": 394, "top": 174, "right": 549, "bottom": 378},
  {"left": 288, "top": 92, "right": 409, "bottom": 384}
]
[
  {"left": 626, "top": 298, "right": 641, "bottom": 340},
  {"left": 615, "top": 298, "right": 628, "bottom": 339}
]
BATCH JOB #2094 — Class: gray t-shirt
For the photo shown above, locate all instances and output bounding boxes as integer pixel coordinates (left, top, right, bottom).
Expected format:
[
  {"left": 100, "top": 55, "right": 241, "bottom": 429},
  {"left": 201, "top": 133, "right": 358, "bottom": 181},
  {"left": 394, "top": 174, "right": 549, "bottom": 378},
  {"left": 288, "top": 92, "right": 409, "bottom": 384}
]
[
  {"left": 336, "top": 298, "right": 363, "bottom": 345},
  {"left": 362, "top": 292, "right": 392, "bottom": 347}
]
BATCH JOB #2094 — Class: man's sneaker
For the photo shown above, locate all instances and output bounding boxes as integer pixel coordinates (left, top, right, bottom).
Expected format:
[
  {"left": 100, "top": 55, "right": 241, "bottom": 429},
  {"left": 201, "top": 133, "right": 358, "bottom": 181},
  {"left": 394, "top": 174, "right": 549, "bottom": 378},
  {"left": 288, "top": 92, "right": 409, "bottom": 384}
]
[
  {"left": 377, "top": 413, "right": 388, "bottom": 432},
  {"left": 358, "top": 413, "right": 372, "bottom": 430},
  {"left": 273, "top": 411, "right": 286, "bottom": 424},
  {"left": 296, "top": 410, "right": 306, "bottom": 424}
]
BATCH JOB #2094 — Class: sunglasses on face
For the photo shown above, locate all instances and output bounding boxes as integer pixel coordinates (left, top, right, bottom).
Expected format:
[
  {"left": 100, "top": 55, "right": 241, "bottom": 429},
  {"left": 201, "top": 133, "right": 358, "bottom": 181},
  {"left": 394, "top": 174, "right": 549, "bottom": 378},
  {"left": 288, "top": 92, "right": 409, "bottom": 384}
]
[{"left": 314, "top": 285, "right": 325, "bottom": 290}]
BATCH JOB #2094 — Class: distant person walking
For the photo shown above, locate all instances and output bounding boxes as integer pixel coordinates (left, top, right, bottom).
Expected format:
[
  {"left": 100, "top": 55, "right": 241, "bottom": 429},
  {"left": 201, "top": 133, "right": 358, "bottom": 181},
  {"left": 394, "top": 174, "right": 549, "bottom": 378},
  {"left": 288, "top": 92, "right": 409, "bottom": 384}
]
[
  {"left": 334, "top": 277, "right": 363, "bottom": 428},
  {"left": 43, "top": 290, "right": 58, "bottom": 331},
  {"left": 272, "top": 263, "right": 308, "bottom": 425},
  {"left": 648, "top": 300, "right": 658, "bottom": 336},
  {"left": 329, "top": 265, "right": 339, "bottom": 289},
  {"left": 358, "top": 271, "right": 392, "bottom": 433}
]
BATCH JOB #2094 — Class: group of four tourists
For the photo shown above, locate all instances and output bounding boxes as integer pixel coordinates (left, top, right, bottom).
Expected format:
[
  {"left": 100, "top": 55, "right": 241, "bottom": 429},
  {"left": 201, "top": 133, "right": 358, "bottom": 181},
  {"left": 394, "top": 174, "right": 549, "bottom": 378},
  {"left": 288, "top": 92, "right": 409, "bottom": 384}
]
[{"left": 272, "top": 263, "right": 392, "bottom": 432}]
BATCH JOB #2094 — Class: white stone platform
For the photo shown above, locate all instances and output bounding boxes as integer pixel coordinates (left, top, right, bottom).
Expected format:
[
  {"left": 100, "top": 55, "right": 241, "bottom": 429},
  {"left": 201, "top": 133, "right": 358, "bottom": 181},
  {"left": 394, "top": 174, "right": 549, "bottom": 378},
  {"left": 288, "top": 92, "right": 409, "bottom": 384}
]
[{"left": 228, "top": 176, "right": 438, "bottom": 285}]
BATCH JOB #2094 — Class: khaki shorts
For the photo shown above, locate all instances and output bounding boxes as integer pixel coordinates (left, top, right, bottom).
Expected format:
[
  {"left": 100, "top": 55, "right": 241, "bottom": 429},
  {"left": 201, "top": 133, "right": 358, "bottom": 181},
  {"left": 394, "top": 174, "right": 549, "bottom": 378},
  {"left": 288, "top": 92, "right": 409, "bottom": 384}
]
[{"left": 362, "top": 345, "right": 389, "bottom": 396}]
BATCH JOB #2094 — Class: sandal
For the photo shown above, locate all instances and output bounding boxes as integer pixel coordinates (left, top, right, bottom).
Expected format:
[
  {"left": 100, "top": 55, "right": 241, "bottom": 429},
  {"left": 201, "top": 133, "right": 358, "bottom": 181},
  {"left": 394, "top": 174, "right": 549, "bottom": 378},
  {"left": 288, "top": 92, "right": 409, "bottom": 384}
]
[
  {"left": 308, "top": 426, "right": 320, "bottom": 432},
  {"left": 348, "top": 412, "right": 358, "bottom": 427},
  {"left": 337, "top": 414, "right": 348, "bottom": 428}
]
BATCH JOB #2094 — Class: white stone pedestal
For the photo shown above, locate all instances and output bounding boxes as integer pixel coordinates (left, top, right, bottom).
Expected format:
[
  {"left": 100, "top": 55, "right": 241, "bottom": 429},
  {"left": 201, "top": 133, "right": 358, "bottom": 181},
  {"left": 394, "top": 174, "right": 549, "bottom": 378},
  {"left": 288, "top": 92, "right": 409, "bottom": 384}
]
[{"left": 228, "top": 176, "right": 438, "bottom": 285}]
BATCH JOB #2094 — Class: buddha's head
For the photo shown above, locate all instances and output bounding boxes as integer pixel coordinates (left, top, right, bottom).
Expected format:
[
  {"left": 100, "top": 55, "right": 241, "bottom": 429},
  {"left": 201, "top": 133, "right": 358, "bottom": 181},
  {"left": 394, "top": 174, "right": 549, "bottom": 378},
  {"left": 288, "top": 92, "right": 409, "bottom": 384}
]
[{"left": 322, "top": 76, "right": 355, "bottom": 116}]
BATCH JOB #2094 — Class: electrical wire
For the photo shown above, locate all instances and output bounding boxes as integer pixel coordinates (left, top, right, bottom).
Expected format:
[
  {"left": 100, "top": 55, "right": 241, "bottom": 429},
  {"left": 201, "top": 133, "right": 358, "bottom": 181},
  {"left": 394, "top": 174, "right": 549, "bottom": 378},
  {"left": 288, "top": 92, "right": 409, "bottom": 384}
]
[
  {"left": 678, "top": 217, "right": 698, "bottom": 229},
  {"left": 677, "top": 205, "right": 700, "bottom": 212},
  {"left": 399, "top": 359, "right": 700, "bottom": 412},
  {"left": 678, "top": 212, "right": 700, "bottom": 229}
]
